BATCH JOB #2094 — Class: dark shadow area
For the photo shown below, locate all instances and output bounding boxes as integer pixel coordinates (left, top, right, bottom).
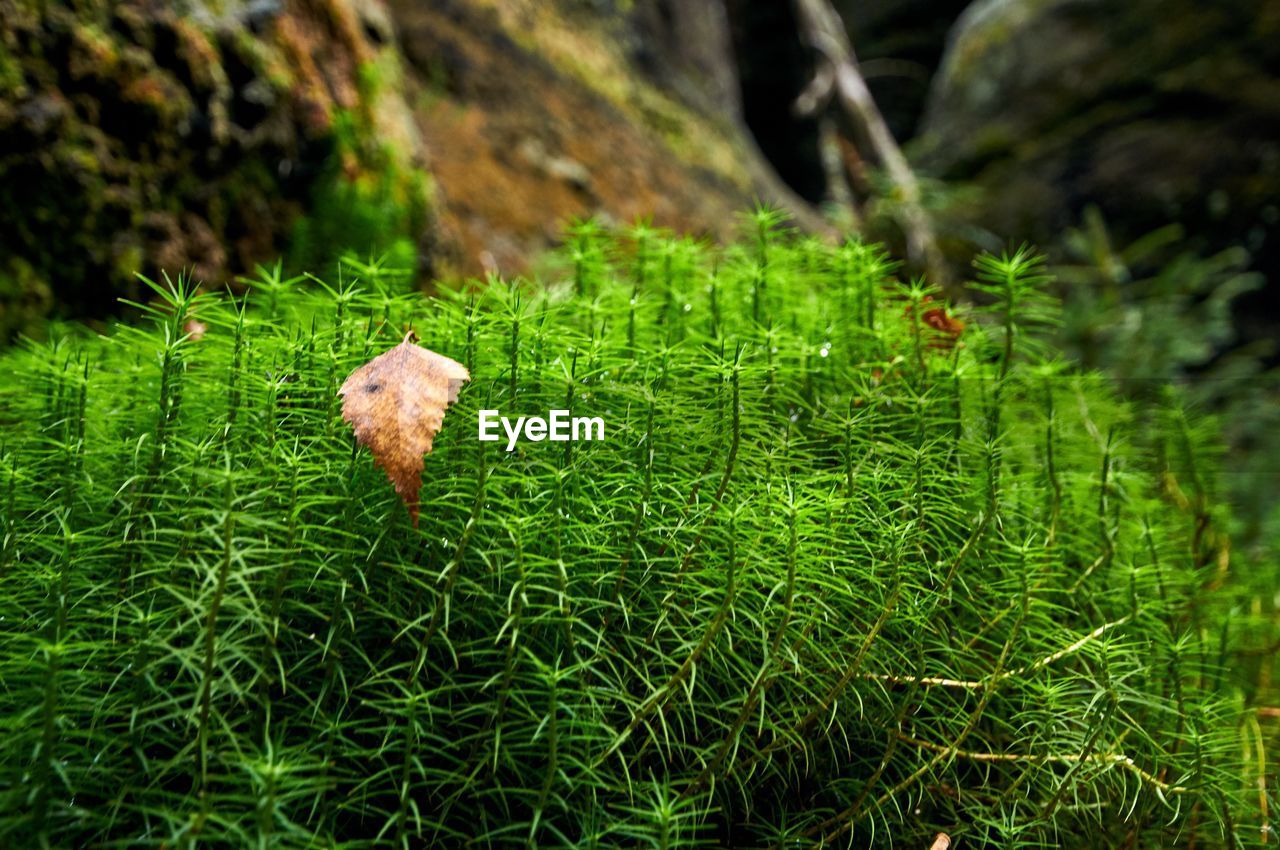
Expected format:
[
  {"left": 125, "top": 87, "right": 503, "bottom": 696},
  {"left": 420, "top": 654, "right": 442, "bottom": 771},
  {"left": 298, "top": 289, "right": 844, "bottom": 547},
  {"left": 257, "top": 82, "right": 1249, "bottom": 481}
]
[{"left": 724, "top": 0, "right": 825, "bottom": 203}]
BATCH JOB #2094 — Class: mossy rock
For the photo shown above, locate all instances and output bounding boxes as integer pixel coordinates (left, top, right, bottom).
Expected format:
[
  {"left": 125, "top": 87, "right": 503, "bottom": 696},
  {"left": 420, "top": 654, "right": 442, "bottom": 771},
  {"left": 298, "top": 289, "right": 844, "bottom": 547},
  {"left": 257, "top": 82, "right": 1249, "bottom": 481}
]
[
  {"left": 0, "top": 221, "right": 1254, "bottom": 847},
  {"left": 919, "top": 0, "right": 1280, "bottom": 283},
  {"left": 0, "top": 0, "right": 432, "bottom": 340}
]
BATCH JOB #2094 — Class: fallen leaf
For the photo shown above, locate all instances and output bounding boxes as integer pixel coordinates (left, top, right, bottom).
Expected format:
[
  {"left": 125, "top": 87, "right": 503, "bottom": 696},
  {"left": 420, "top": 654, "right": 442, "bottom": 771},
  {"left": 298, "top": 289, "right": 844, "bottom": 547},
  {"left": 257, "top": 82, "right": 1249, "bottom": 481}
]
[
  {"left": 921, "top": 304, "right": 965, "bottom": 346},
  {"left": 339, "top": 331, "right": 470, "bottom": 526},
  {"left": 905, "top": 295, "right": 965, "bottom": 348}
]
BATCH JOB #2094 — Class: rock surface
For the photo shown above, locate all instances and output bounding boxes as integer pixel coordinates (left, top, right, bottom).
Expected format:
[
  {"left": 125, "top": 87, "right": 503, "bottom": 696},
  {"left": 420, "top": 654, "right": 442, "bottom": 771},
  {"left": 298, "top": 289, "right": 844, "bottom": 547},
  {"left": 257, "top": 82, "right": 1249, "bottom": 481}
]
[
  {"left": 393, "top": 0, "right": 819, "bottom": 278},
  {"left": 0, "top": 0, "right": 819, "bottom": 334},
  {"left": 0, "top": 0, "right": 428, "bottom": 338},
  {"left": 919, "top": 0, "right": 1280, "bottom": 289}
]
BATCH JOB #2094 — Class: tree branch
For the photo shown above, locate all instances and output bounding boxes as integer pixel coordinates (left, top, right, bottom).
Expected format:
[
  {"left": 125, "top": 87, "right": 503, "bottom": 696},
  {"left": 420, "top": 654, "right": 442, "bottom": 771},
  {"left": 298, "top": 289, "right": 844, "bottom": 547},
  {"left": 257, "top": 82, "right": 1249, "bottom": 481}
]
[{"left": 792, "top": 0, "right": 949, "bottom": 290}]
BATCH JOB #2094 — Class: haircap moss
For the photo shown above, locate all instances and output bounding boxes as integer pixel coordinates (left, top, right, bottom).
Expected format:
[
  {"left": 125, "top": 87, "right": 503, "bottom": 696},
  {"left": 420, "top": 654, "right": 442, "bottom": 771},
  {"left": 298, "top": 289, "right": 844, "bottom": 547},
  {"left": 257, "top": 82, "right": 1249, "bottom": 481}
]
[{"left": 0, "top": 220, "right": 1255, "bottom": 848}]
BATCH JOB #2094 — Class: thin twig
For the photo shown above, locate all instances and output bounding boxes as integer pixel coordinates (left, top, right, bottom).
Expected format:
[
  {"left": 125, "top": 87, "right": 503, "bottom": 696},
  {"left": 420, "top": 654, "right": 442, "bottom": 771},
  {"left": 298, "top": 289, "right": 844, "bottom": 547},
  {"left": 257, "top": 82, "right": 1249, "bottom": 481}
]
[
  {"left": 863, "top": 615, "right": 1133, "bottom": 690},
  {"left": 818, "top": 116, "right": 860, "bottom": 226},
  {"left": 792, "top": 0, "right": 949, "bottom": 291},
  {"left": 897, "top": 734, "right": 1188, "bottom": 794}
]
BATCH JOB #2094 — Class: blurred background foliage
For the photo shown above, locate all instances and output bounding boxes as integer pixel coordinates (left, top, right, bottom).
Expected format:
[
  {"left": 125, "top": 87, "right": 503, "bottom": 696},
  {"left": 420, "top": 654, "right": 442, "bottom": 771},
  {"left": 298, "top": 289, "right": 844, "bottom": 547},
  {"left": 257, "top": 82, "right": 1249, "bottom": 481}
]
[{"left": 1, "top": 0, "right": 1277, "bottom": 784}]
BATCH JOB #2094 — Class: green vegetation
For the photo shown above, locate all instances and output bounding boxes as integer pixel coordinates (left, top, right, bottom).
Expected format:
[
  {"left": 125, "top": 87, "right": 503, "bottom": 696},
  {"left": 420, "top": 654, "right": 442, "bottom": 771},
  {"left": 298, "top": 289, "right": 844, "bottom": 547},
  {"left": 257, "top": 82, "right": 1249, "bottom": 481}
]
[
  {"left": 287, "top": 56, "right": 435, "bottom": 283},
  {"left": 0, "top": 213, "right": 1263, "bottom": 848},
  {"left": 1053, "top": 208, "right": 1280, "bottom": 711},
  {"left": 286, "top": 109, "right": 431, "bottom": 282}
]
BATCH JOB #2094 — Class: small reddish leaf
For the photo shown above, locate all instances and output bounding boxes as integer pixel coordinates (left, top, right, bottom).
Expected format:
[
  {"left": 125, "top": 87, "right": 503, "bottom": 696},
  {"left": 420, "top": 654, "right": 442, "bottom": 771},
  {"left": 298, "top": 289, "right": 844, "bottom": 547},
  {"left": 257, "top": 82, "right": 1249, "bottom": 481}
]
[
  {"left": 921, "top": 304, "right": 965, "bottom": 346},
  {"left": 339, "top": 332, "right": 469, "bottom": 526},
  {"left": 904, "top": 295, "right": 966, "bottom": 349}
]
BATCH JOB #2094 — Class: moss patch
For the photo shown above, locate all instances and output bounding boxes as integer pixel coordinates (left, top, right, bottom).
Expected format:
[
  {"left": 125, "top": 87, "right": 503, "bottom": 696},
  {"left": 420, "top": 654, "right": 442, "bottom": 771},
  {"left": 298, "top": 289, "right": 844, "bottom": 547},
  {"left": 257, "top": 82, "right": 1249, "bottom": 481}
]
[{"left": 0, "top": 221, "right": 1253, "bottom": 848}]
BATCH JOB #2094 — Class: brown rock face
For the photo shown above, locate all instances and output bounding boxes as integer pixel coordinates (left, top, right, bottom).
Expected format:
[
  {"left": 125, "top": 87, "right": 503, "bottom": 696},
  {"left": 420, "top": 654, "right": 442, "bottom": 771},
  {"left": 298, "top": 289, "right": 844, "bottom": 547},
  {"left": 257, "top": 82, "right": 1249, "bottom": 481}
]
[
  {"left": 0, "top": 0, "right": 820, "bottom": 337},
  {"left": 389, "top": 0, "right": 818, "bottom": 278}
]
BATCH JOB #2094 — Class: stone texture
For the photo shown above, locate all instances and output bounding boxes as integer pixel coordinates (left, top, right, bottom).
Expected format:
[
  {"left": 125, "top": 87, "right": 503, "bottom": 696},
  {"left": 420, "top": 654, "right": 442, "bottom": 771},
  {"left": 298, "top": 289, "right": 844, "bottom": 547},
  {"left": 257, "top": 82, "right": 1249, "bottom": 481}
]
[
  {"left": 0, "top": 0, "right": 429, "bottom": 338},
  {"left": 391, "top": 0, "right": 820, "bottom": 278},
  {"left": 918, "top": 0, "right": 1280, "bottom": 287},
  {"left": 0, "top": 0, "right": 822, "bottom": 333}
]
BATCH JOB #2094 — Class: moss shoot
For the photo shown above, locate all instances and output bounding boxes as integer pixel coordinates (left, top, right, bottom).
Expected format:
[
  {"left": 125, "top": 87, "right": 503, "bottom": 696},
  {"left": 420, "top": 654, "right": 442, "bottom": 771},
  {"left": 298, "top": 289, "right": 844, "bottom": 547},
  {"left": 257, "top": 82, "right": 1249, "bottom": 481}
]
[{"left": 0, "top": 213, "right": 1256, "bottom": 848}]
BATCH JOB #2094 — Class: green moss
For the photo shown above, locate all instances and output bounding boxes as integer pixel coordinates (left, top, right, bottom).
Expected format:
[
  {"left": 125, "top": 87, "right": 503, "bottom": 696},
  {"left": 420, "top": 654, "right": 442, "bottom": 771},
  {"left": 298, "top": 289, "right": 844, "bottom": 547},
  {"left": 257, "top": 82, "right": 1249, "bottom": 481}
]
[
  {"left": 0, "top": 222, "right": 1254, "bottom": 848},
  {"left": 0, "top": 256, "right": 53, "bottom": 341},
  {"left": 288, "top": 106, "right": 432, "bottom": 283},
  {"left": 68, "top": 21, "right": 119, "bottom": 80},
  {"left": 0, "top": 43, "right": 25, "bottom": 92}
]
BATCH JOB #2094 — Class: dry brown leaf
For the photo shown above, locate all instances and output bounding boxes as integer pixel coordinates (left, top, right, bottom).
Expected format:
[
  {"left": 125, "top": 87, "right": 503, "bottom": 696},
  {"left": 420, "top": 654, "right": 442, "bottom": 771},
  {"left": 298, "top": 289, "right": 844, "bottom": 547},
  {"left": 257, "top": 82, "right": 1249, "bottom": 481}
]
[
  {"left": 902, "top": 294, "right": 965, "bottom": 349},
  {"left": 339, "top": 331, "right": 470, "bottom": 527}
]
